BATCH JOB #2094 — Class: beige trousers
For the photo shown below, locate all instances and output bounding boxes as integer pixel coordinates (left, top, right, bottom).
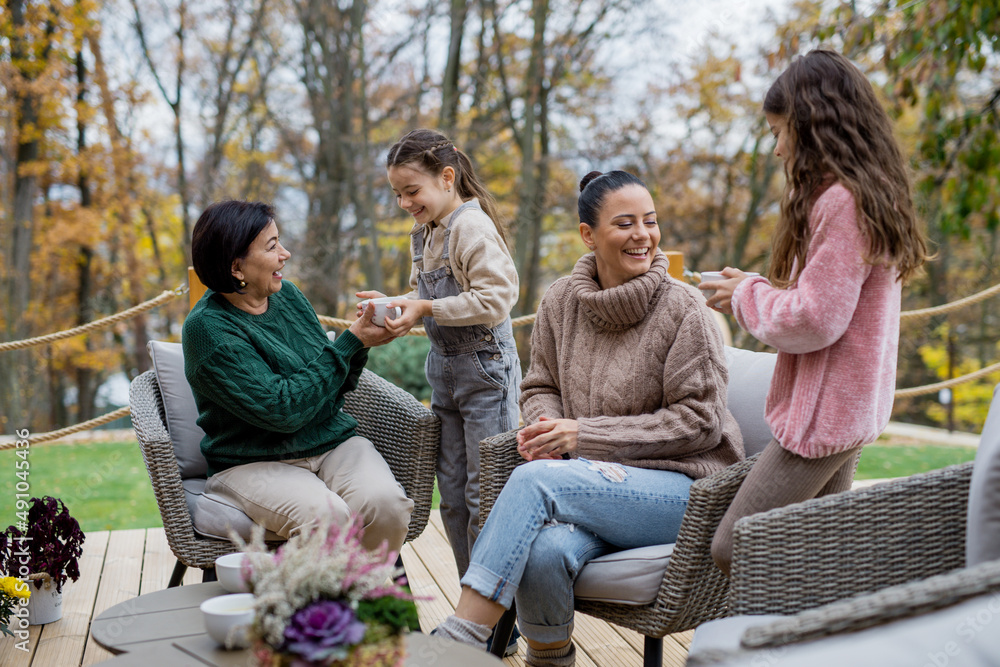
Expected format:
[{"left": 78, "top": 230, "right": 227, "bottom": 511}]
[
  {"left": 711, "top": 438, "right": 862, "bottom": 576},
  {"left": 204, "top": 435, "right": 414, "bottom": 552}
]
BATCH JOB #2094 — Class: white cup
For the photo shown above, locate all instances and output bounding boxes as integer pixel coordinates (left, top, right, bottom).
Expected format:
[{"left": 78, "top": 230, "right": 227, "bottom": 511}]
[
  {"left": 201, "top": 593, "right": 254, "bottom": 648},
  {"left": 215, "top": 553, "right": 250, "bottom": 594},
  {"left": 698, "top": 271, "right": 759, "bottom": 299},
  {"left": 359, "top": 297, "right": 404, "bottom": 327}
]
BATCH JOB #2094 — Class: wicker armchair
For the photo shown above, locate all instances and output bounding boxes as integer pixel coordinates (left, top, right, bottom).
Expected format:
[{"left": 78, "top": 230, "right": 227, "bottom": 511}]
[
  {"left": 727, "top": 461, "right": 972, "bottom": 617},
  {"left": 482, "top": 431, "right": 758, "bottom": 664},
  {"left": 479, "top": 346, "right": 778, "bottom": 667},
  {"left": 685, "top": 384, "right": 1000, "bottom": 664},
  {"left": 682, "top": 462, "right": 973, "bottom": 664},
  {"left": 130, "top": 365, "right": 439, "bottom": 587}
]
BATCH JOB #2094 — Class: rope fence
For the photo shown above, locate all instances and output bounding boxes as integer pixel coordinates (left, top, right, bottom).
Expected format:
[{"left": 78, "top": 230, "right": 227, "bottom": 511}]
[
  {"left": 316, "top": 312, "right": 538, "bottom": 332},
  {"left": 0, "top": 286, "right": 188, "bottom": 352},
  {"left": 0, "top": 406, "right": 131, "bottom": 451},
  {"left": 3, "top": 278, "right": 1000, "bottom": 446}
]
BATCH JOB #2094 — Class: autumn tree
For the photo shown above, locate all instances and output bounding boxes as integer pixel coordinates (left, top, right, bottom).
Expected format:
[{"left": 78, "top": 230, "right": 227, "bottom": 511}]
[{"left": 1, "top": 0, "right": 73, "bottom": 432}]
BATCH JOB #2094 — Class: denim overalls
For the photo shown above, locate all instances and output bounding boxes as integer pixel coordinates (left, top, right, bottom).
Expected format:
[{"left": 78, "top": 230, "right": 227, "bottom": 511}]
[{"left": 413, "top": 200, "right": 521, "bottom": 577}]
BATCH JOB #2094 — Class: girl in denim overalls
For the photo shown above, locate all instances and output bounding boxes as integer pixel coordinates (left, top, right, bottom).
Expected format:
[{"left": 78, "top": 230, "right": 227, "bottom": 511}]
[{"left": 358, "top": 129, "right": 521, "bottom": 580}]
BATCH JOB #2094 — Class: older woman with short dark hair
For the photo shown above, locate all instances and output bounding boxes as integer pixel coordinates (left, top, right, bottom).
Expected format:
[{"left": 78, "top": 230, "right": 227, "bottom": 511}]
[{"left": 183, "top": 200, "right": 413, "bottom": 552}]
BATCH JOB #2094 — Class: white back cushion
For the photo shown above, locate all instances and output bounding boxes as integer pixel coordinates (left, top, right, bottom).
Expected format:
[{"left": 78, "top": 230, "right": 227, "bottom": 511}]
[
  {"left": 724, "top": 346, "right": 778, "bottom": 457},
  {"left": 967, "top": 383, "right": 1000, "bottom": 566},
  {"left": 147, "top": 340, "right": 208, "bottom": 478}
]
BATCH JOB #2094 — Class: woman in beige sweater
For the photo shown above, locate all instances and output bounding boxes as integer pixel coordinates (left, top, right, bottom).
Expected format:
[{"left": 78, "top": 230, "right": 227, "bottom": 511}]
[{"left": 431, "top": 170, "right": 743, "bottom": 666}]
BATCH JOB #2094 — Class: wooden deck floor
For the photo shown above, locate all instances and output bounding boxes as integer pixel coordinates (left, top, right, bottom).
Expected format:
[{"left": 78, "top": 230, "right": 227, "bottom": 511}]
[{"left": 1, "top": 511, "right": 691, "bottom": 666}]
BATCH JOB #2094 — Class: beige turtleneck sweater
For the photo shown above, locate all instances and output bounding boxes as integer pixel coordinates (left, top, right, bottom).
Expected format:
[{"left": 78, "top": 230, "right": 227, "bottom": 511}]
[{"left": 521, "top": 251, "right": 744, "bottom": 480}]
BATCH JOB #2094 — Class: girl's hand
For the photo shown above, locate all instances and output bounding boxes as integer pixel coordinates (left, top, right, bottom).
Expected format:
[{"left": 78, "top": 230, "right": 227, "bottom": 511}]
[
  {"left": 384, "top": 299, "right": 431, "bottom": 337},
  {"left": 348, "top": 303, "right": 399, "bottom": 347},
  {"left": 704, "top": 268, "right": 752, "bottom": 315},
  {"left": 355, "top": 290, "right": 387, "bottom": 319},
  {"left": 516, "top": 416, "right": 579, "bottom": 461}
]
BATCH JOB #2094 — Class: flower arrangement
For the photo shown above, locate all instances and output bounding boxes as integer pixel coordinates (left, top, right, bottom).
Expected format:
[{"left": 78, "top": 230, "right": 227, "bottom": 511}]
[
  {"left": 0, "top": 576, "right": 30, "bottom": 637},
  {"left": 237, "top": 515, "right": 420, "bottom": 666},
  {"left": 0, "top": 496, "right": 85, "bottom": 594}
]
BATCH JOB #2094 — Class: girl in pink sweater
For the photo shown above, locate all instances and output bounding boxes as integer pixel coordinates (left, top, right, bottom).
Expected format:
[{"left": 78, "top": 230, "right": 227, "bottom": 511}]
[{"left": 702, "top": 49, "right": 930, "bottom": 575}]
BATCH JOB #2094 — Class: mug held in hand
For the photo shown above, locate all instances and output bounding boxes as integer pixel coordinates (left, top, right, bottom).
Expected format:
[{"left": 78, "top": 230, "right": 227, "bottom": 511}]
[
  {"left": 698, "top": 271, "right": 759, "bottom": 300},
  {"left": 360, "top": 297, "right": 403, "bottom": 327}
]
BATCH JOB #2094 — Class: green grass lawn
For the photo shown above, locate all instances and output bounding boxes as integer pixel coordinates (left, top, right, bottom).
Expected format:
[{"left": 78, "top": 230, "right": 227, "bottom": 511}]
[
  {"left": 856, "top": 442, "right": 977, "bottom": 479},
  {"left": 0, "top": 440, "right": 976, "bottom": 533},
  {"left": 0, "top": 441, "right": 161, "bottom": 533}
]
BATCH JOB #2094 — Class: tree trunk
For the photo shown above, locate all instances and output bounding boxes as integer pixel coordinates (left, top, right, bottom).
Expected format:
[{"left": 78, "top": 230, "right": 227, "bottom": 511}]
[
  {"left": 1, "top": 0, "right": 50, "bottom": 434},
  {"left": 440, "top": 0, "right": 468, "bottom": 133},
  {"left": 298, "top": 0, "right": 366, "bottom": 316},
  {"left": 131, "top": 0, "right": 191, "bottom": 263},
  {"left": 75, "top": 43, "right": 98, "bottom": 423},
  {"left": 512, "top": 0, "right": 547, "bottom": 315}
]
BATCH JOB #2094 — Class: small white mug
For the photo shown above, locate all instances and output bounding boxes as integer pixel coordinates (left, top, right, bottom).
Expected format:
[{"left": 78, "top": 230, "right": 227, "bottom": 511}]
[
  {"left": 359, "top": 297, "right": 403, "bottom": 327},
  {"left": 698, "top": 271, "right": 759, "bottom": 299},
  {"left": 201, "top": 593, "right": 254, "bottom": 648}
]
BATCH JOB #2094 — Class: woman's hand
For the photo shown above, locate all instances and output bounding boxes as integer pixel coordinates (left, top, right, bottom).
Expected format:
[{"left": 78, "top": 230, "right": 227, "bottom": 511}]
[
  {"left": 355, "top": 290, "right": 387, "bottom": 319},
  {"left": 516, "top": 416, "right": 579, "bottom": 461},
  {"left": 384, "top": 299, "right": 431, "bottom": 337},
  {"left": 348, "top": 303, "right": 398, "bottom": 347},
  {"left": 702, "top": 268, "right": 752, "bottom": 315}
]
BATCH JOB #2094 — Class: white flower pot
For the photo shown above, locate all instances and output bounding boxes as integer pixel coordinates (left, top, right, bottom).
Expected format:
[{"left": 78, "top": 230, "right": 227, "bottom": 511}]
[{"left": 26, "top": 575, "right": 62, "bottom": 625}]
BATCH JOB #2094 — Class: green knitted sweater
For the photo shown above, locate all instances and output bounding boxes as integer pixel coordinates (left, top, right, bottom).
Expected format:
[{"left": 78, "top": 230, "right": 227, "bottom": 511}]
[{"left": 182, "top": 282, "right": 368, "bottom": 476}]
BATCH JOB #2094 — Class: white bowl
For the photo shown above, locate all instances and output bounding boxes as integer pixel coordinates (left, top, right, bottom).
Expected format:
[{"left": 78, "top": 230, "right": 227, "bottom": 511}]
[
  {"left": 215, "top": 553, "right": 250, "bottom": 594},
  {"left": 201, "top": 593, "right": 254, "bottom": 648},
  {"left": 698, "top": 271, "right": 759, "bottom": 299}
]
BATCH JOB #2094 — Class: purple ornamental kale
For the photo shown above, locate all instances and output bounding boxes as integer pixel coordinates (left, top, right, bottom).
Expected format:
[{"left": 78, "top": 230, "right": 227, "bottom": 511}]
[{"left": 283, "top": 599, "right": 367, "bottom": 663}]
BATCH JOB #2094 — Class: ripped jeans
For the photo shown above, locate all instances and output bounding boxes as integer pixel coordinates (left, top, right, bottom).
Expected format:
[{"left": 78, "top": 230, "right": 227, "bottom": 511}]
[{"left": 460, "top": 458, "right": 694, "bottom": 644}]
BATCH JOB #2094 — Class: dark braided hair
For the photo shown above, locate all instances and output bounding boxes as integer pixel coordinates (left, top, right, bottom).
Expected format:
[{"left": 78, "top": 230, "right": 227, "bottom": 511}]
[{"left": 387, "top": 129, "right": 509, "bottom": 246}]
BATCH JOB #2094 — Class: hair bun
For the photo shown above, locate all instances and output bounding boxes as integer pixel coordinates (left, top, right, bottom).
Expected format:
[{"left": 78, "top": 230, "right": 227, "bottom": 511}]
[{"left": 579, "top": 171, "right": 603, "bottom": 192}]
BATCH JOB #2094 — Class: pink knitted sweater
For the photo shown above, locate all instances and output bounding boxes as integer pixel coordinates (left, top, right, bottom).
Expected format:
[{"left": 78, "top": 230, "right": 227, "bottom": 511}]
[{"left": 732, "top": 183, "right": 901, "bottom": 458}]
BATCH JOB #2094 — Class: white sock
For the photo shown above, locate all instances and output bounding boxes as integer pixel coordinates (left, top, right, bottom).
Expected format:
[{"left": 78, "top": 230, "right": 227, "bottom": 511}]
[
  {"left": 431, "top": 615, "right": 492, "bottom": 649},
  {"left": 526, "top": 641, "right": 576, "bottom": 666}
]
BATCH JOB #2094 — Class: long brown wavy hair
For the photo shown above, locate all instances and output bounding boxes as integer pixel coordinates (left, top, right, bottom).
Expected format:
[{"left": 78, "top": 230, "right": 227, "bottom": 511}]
[
  {"left": 764, "top": 50, "right": 929, "bottom": 287},
  {"left": 386, "top": 129, "right": 510, "bottom": 247}
]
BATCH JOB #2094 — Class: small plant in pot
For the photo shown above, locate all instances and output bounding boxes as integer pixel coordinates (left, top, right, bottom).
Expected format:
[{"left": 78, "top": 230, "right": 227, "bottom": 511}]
[{"left": 0, "top": 496, "right": 85, "bottom": 625}]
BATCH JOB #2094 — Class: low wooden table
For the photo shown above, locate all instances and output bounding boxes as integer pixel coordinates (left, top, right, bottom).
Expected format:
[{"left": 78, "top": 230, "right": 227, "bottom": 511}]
[{"left": 91, "top": 582, "right": 501, "bottom": 666}]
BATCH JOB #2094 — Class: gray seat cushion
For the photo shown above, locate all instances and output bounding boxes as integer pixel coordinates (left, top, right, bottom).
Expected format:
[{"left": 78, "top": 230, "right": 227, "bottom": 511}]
[
  {"left": 967, "top": 383, "right": 1000, "bottom": 566},
  {"left": 693, "top": 594, "right": 1000, "bottom": 666},
  {"left": 571, "top": 348, "right": 773, "bottom": 606},
  {"left": 688, "top": 614, "right": 787, "bottom": 660},
  {"left": 574, "top": 544, "right": 675, "bottom": 605},
  {"left": 182, "top": 478, "right": 282, "bottom": 541},
  {"left": 148, "top": 340, "right": 284, "bottom": 543},
  {"left": 724, "top": 346, "right": 778, "bottom": 456}
]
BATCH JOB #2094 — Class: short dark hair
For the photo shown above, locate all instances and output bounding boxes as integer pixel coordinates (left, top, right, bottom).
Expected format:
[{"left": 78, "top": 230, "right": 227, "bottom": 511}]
[
  {"left": 191, "top": 200, "right": 275, "bottom": 293},
  {"left": 577, "top": 170, "right": 647, "bottom": 228}
]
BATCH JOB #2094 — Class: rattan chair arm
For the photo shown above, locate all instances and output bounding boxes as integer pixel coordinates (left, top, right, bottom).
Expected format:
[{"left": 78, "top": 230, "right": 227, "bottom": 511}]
[
  {"left": 730, "top": 461, "right": 974, "bottom": 616},
  {"left": 130, "top": 371, "right": 220, "bottom": 567},
  {"left": 344, "top": 369, "right": 440, "bottom": 543},
  {"left": 740, "top": 557, "right": 1000, "bottom": 650},
  {"left": 129, "top": 370, "right": 172, "bottom": 446},
  {"left": 573, "top": 454, "right": 760, "bottom": 638},
  {"left": 478, "top": 429, "right": 524, "bottom": 528}
]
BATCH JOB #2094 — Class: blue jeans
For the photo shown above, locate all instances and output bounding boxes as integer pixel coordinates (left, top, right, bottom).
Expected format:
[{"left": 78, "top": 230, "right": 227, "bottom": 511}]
[{"left": 460, "top": 458, "right": 693, "bottom": 644}]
